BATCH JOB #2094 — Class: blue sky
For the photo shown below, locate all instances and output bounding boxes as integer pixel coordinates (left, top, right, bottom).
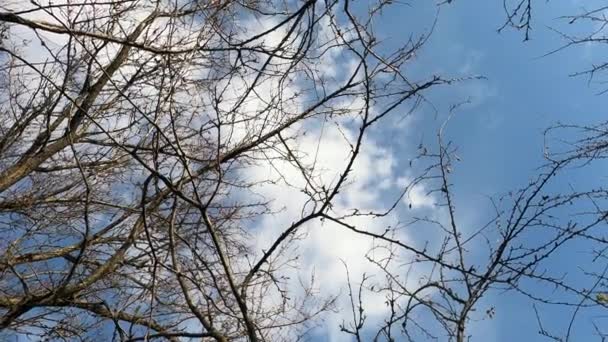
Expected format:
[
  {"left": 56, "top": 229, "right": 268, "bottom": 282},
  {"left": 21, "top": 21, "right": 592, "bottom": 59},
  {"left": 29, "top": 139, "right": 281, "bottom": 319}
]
[{"left": 354, "top": 1, "right": 608, "bottom": 341}]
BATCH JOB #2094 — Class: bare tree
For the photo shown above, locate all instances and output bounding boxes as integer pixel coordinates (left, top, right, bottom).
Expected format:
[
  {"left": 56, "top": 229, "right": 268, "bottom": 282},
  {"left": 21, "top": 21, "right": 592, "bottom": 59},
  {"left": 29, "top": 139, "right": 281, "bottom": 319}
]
[
  {"left": 498, "top": 2, "right": 608, "bottom": 340},
  {"left": 502, "top": 1, "right": 608, "bottom": 92},
  {"left": 4, "top": 0, "right": 606, "bottom": 341},
  {"left": 331, "top": 100, "right": 608, "bottom": 341},
  {"left": 0, "top": 0, "right": 450, "bottom": 340}
]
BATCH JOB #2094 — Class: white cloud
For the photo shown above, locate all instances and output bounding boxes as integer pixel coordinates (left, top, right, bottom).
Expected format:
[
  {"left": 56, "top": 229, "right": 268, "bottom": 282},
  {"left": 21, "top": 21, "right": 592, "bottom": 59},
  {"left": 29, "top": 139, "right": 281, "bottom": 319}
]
[{"left": 396, "top": 176, "right": 435, "bottom": 209}]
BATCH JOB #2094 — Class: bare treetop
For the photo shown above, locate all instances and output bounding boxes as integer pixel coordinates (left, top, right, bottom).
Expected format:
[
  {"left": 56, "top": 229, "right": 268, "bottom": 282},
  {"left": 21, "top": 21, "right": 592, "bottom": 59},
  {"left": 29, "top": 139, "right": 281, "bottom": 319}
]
[{"left": 2, "top": 0, "right": 608, "bottom": 341}]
